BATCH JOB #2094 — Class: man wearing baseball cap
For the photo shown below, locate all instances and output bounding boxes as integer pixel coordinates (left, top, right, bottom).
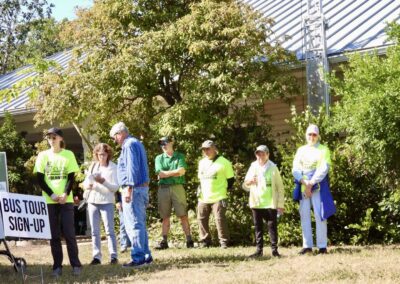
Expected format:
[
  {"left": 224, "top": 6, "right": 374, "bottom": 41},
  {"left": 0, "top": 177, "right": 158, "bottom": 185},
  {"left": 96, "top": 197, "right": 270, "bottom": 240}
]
[
  {"left": 292, "top": 124, "right": 336, "bottom": 255},
  {"left": 243, "top": 145, "right": 285, "bottom": 258},
  {"left": 154, "top": 137, "right": 193, "bottom": 249},
  {"left": 197, "top": 140, "right": 234, "bottom": 248}
]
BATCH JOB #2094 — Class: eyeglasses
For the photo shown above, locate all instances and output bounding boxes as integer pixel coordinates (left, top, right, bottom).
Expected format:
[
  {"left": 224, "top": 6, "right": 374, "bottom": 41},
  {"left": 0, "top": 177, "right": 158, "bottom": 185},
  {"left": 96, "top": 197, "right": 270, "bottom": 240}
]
[
  {"left": 159, "top": 142, "right": 168, "bottom": 146},
  {"left": 47, "top": 135, "right": 57, "bottom": 140},
  {"left": 307, "top": 133, "right": 318, "bottom": 137}
]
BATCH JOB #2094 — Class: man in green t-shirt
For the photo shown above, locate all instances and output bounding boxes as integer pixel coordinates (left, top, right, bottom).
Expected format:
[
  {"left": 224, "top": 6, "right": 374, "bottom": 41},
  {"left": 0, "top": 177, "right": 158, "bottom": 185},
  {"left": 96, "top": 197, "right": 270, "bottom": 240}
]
[
  {"left": 154, "top": 137, "right": 193, "bottom": 249},
  {"left": 197, "top": 140, "right": 234, "bottom": 248}
]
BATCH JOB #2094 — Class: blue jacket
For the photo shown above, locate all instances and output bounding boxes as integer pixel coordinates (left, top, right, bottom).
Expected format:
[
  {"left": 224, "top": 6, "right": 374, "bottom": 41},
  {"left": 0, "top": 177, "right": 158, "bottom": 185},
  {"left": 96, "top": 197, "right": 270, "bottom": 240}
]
[
  {"left": 293, "top": 174, "right": 336, "bottom": 221},
  {"left": 117, "top": 136, "right": 149, "bottom": 187}
]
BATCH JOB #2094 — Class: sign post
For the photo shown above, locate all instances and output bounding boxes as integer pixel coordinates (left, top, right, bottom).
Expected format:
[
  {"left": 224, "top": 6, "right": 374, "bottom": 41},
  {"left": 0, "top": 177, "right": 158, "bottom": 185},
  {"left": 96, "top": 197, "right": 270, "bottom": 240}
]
[{"left": 0, "top": 152, "right": 9, "bottom": 192}]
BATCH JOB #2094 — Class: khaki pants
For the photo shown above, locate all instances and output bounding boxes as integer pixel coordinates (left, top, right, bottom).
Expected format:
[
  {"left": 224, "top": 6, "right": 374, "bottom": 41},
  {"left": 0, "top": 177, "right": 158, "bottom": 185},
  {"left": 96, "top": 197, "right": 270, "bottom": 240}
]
[{"left": 197, "top": 200, "right": 230, "bottom": 246}]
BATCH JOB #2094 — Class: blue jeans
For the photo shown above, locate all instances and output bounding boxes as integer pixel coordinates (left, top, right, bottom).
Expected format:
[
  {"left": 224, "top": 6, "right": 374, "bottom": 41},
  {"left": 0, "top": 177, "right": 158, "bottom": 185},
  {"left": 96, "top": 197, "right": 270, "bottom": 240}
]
[
  {"left": 88, "top": 203, "right": 117, "bottom": 260},
  {"left": 122, "top": 186, "right": 152, "bottom": 263},
  {"left": 118, "top": 206, "right": 131, "bottom": 249},
  {"left": 299, "top": 190, "right": 328, "bottom": 248}
]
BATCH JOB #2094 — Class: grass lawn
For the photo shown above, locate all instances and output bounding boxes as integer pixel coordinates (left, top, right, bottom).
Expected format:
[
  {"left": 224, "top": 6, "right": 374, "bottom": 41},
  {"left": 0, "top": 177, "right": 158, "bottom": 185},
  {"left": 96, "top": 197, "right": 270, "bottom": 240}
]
[{"left": 1, "top": 241, "right": 400, "bottom": 283}]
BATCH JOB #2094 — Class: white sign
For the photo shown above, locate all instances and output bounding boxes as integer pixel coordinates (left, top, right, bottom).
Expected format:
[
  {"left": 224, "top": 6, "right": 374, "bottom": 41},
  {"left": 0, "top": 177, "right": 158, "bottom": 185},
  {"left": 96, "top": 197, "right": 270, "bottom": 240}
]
[
  {"left": 0, "top": 192, "right": 51, "bottom": 239},
  {"left": 0, "top": 152, "right": 9, "bottom": 192},
  {"left": 0, "top": 212, "right": 4, "bottom": 239}
]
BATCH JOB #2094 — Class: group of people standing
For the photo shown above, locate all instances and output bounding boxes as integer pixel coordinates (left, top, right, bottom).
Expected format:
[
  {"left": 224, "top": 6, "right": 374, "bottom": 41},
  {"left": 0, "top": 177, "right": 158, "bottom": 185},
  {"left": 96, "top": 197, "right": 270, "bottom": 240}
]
[{"left": 33, "top": 122, "right": 335, "bottom": 277}]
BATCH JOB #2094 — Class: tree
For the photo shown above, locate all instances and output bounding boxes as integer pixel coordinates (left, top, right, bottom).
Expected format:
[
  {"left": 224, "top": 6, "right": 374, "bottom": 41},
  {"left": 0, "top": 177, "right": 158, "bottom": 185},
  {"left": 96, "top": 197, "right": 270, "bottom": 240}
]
[
  {"left": 0, "top": 0, "right": 58, "bottom": 74},
  {"left": 16, "top": 0, "right": 298, "bottom": 244},
  {"left": 0, "top": 113, "right": 35, "bottom": 194}
]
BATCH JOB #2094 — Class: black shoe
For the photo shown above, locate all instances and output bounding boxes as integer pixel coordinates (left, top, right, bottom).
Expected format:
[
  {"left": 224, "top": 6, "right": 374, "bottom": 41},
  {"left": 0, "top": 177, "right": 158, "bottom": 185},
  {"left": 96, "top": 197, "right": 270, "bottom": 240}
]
[
  {"left": 155, "top": 240, "right": 169, "bottom": 250},
  {"left": 90, "top": 258, "right": 101, "bottom": 265},
  {"left": 122, "top": 261, "right": 146, "bottom": 268},
  {"left": 272, "top": 250, "right": 281, "bottom": 257},
  {"left": 318, "top": 248, "right": 328, "bottom": 254},
  {"left": 248, "top": 251, "right": 263, "bottom": 258},
  {"left": 299, "top": 248, "right": 313, "bottom": 255},
  {"left": 110, "top": 258, "right": 118, "bottom": 264},
  {"left": 186, "top": 239, "right": 194, "bottom": 248},
  {"left": 52, "top": 267, "right": 62, "bottom": 277}
]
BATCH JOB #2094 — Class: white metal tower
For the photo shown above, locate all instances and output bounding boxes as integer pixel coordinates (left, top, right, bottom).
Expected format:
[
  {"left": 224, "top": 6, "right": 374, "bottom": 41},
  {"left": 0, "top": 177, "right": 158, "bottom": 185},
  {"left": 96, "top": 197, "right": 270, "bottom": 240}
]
[{"left": 303, "top": 0, "right": 330, "bottom": 115}]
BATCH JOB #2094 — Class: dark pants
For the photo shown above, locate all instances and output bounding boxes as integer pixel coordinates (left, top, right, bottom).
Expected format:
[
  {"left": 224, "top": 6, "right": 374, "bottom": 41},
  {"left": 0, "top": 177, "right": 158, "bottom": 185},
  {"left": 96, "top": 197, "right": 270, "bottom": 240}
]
[
  {"left": 48, "top": 203, "right": 81, "bottom": 269},
  {"left": 197, "top": 200, "right": 230, "bottom": 246},
  {"left": 252, "top": 208, "right": 278, "bottom": 252}
]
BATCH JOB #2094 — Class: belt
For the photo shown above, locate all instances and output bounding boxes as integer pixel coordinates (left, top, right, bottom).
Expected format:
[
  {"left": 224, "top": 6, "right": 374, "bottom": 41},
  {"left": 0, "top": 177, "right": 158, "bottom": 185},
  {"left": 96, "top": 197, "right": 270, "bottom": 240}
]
[{"left": 123, "top": 182, "right": 149, "bottom": 189}]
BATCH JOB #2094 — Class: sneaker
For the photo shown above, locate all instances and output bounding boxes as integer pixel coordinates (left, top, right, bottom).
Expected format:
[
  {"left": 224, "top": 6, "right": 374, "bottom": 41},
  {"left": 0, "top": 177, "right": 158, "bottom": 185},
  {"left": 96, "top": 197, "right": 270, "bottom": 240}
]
[
  {"left": 272, "top": 250, "right": 281, "bottom": 257},
  {"left": 120, "top": 247, "right": 128, "bottom": 253},
  {"left": 122, "top": 261, "right": 147, "bottom": 268},
  {"left": 155, "top": 240, "right": 169, "bottom": 250},
  {"left": 90, "top": 258, "right": 101, "bottom": 265},
  {"left": 318, "top": 248, "right": 328, "bottom": 254},
  {"left": 110, "top": 258, "right": 118, "bottom": 265},
  {"left": 52, "top": 267, "right": 62, "bottom": 277},
  {"left": 72, "top": 266, "right": 82, "bottom": 276},
  {"left": 199, "top": 241, "right": 211, "bottom": 248},
  {"left": 248, "top": 251, "right": 263, "bottom": 258},
  {"left": 299, "top": 248, "right": 313, "bottom": 255},
  {"left": 220, "top": 243, "right": 228, "bottom": 249},
  {"left": 145, "top": 256, "right": 153, "bottom": 265},
  {"left": 186, "top": 239, "right": 194, "bottom": 248}
]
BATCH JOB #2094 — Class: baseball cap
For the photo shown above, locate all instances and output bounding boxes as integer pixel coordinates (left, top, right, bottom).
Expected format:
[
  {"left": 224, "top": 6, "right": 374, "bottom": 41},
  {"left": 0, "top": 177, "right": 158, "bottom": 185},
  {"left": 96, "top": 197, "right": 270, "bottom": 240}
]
[
  {"left": 201, "top": 140, "right": 215, "bottom": 149},
  {"left": 306, "top": 124, "right": 319, "bottom": 135},
  {"left": 45, "top": 127, "right": 63, "bottom": 138},
  {"left": 158, "top": 136, "right": 172, "bottom": 145},
  {"left": 255, "top": 145, "right": 269, "bottom": 154},
  {"left": 109, "top": 122, "right": 128, "bottom": 137}
]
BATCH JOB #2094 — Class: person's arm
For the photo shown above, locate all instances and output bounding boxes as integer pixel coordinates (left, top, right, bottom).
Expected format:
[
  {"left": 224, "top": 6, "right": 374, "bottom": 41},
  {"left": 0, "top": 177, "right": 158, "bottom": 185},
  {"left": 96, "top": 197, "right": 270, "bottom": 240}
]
[
  {"left": 310, "top": 147, "right": 331, "bottom": 185},
  {"left": 94, "top": 166, "right": 119, "bottom": 193},
  {"left": 125, "top": 140, "right": 149, "bottom": 187},
  {"left": 244, "top": 164, "right": 256, "bottom": 187},
  {"left": 273, "top": 168, "right": 285, "bottom": 212},
  {"left": 227, "top": 177, "right": 235, "bottom": 190},
  {"left": 158, "top": 153, "right": 187, "bottom": 178},
  {"left": 292, "top": 147, "right": 305, "bottom": 183},
  {"left": 36, "top": 172, "right": 56, "bottom": 198},
  {"left": 64, "top": 172, "right": 75, "bottom": 195}
]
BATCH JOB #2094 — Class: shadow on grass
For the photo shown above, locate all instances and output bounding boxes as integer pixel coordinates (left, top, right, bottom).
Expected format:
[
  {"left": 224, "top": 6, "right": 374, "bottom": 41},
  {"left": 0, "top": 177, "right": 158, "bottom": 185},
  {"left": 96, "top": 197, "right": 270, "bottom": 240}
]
[
  {"left": 329, "top": 247, "right": 362, "bottom": 254},
  {"left": 0, "top": 250, "right": 280, "bottom": 283}
]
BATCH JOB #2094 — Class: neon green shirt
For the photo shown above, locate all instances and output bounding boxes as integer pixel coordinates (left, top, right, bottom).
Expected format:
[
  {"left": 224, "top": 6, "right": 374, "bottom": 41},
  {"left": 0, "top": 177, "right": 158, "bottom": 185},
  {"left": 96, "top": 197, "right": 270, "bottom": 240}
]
[
  {"left": 155, "top": 151, "right": 187, "bottom": 185},
  {"left": 198, "top": 156, "right": 234, "bottom": 204},
  {"left": 34, "top": 149, "right": 79, "bottom": 204},
  {"left": 245, "top": 161, "right": 274, "bottom": 209}
]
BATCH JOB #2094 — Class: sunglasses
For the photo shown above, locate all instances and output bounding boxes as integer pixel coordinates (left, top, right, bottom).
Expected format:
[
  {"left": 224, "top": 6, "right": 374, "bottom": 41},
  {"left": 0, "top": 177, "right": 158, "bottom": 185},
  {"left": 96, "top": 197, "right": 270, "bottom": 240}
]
[
  {"left": 46, "top": 135, "right": 57, "bottom": 140},
  {"left": 307, "top": 133, "right": 318, "bottom": 137}
]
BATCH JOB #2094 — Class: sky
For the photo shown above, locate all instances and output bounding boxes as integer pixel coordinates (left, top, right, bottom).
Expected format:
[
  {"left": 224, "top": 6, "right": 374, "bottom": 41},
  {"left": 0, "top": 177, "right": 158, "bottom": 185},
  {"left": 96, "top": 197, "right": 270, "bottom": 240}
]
[{"left": 48, "top": 0, "right": 93, "bottom": 21}]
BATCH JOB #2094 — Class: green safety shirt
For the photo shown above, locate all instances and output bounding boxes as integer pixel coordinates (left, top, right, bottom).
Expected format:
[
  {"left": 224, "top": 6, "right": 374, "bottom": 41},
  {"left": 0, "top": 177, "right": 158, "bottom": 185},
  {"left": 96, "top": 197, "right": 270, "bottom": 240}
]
[
  {"left": 34, "top": 149, "right": 80, "bottom": 204},
  {"left": 198, "top": 156, "right": 234, "bottom": 204}
]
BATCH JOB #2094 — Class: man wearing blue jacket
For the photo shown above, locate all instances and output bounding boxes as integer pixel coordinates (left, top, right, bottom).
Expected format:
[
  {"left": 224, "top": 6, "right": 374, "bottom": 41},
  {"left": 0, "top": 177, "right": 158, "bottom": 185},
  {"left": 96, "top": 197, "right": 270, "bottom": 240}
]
[
  {"left": 292, "top": 124, "right": 336, "bottom": 255},
  {"left": 110, "top": 122, "right": 152, "bottom": 267}
]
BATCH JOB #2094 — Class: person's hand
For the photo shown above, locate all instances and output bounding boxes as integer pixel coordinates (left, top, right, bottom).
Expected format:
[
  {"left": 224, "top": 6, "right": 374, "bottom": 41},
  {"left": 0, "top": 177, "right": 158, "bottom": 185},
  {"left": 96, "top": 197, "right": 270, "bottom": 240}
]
[
  {"left": 304, "top": 181, "right": 313, "bottom": 198},
  {"left": 94, "top": 174, "right": 105, "bottom": 184},
  {"left": 277, "top": 208, "right": 284, "bottom": 215},
  {"left": 158, "top": 171, "right": 168, "bottom": 179},
  {"left": 50, "top": 193, "right": 59, "bottom": 202},
  {"left": 116, "top": 202, "right": 122, "bottom": 211},
  {"left": 124, "top": 188, "right": 132, "bottom": 203},
  {"left": 58, "top": 193, "right": 67, "bottom": 204}
]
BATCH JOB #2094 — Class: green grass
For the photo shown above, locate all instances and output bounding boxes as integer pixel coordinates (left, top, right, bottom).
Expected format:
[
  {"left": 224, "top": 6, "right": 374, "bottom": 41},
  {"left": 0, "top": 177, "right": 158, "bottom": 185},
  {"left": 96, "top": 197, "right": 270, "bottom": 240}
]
[{"left": 1, "top": 242, "right": 400, "bottom": 283}]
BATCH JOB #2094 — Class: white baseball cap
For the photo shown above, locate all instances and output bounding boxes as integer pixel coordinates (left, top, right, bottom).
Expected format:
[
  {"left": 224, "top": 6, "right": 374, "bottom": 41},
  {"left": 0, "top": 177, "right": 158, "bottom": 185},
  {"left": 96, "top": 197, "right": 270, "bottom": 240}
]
[{"left": 306, "top": 124, "right": 319, "bottom": 135}]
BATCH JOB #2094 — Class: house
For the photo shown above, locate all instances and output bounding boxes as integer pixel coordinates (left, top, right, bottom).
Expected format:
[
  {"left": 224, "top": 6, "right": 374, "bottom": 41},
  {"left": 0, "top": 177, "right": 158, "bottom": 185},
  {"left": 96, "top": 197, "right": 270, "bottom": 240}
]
[{"left": 1, "top": 0, "right": 399, "bottom": 146}]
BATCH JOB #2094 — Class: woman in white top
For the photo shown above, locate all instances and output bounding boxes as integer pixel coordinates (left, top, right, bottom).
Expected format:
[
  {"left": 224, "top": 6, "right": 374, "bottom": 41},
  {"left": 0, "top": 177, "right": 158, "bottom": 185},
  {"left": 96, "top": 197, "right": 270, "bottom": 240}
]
[{"left": 83, "top": 143, "right": 119, "bottom": 265}]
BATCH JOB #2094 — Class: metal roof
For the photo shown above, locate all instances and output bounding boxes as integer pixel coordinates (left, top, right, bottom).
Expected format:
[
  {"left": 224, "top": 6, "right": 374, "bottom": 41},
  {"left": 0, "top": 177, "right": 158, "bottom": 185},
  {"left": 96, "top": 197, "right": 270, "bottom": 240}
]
[
  {"left": 2, "top": 0, "right": 400, "bottom": 115},
  {"left": 0, "top": 50, "right": 73, "bottom": 116},
  {"left": 243, "top": 0, "right": 400, "bottom": 59}
]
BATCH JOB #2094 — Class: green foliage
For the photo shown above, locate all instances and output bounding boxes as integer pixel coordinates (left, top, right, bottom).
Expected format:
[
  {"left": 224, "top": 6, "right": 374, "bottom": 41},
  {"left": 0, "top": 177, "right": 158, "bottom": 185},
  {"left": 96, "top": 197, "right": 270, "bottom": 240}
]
[
  {"left": 0, "top": 0, "right": 67, "bottom": 74},
  {"left": 0, "top": 113, "right": 35, "bottom": 194}
]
